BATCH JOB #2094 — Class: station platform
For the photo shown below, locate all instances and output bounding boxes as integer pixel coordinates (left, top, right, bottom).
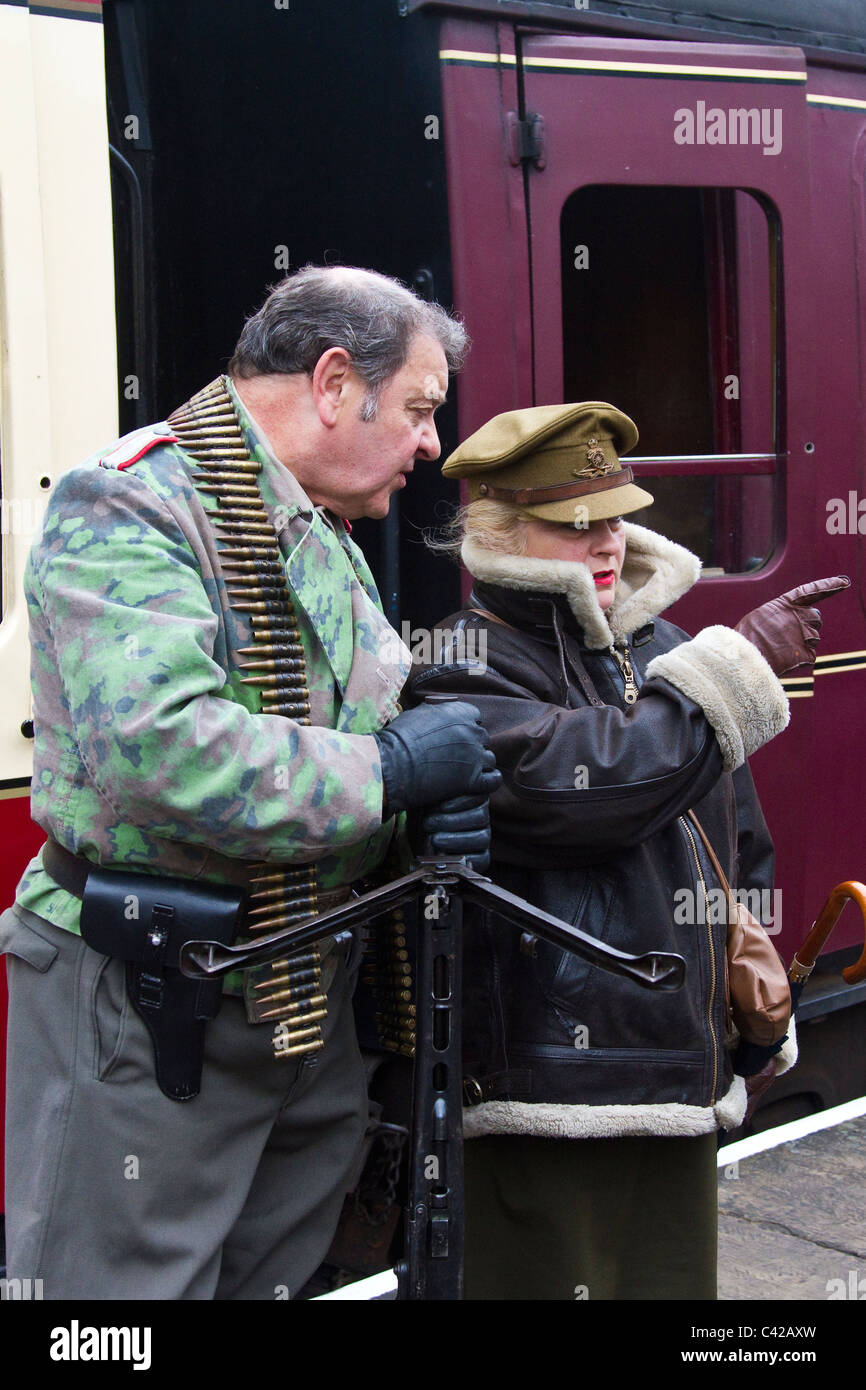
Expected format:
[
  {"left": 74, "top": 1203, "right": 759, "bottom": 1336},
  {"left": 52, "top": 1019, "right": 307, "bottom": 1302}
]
[{"left": 718, "top": 1098, "right": 866, "bottom": 1300}]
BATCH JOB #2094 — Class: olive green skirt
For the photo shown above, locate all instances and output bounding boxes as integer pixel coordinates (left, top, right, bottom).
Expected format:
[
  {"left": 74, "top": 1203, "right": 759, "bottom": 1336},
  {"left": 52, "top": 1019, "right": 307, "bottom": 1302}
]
[{"left": 463, "top": 1132, "right": 718, "bottom": 1300}]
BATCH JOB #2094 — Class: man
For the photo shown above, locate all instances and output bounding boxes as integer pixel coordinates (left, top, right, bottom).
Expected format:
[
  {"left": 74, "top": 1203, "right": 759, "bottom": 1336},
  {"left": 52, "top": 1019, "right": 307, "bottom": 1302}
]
[{"left": 0, "top": 265, "right": 497, "bottom": 1299}]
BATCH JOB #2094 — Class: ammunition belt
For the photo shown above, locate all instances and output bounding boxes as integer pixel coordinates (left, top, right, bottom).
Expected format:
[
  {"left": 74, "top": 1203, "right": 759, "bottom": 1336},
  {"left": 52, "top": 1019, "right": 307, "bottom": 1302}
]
[
  {"left": 167, "top": 377, "right": 327, "bottom": 1060},
  {"left": 359, "top": 899, "right": 416, "bottom": 1058}
]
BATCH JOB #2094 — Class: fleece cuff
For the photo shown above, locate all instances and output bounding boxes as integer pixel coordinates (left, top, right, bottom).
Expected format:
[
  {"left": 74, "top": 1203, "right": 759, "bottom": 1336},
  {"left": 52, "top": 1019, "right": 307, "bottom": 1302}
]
[
  {"left": 774, "top": 1014, "right": 798, "bottom": 1077},
  {"left": 646, "top": 625, "right": 790, "bottom": 771}
]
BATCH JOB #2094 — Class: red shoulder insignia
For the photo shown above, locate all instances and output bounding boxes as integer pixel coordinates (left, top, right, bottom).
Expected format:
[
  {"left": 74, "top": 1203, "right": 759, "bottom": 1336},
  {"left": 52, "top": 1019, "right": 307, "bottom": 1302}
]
[{"left": 99, "top": 425, "right": 179, "bottom": 471}]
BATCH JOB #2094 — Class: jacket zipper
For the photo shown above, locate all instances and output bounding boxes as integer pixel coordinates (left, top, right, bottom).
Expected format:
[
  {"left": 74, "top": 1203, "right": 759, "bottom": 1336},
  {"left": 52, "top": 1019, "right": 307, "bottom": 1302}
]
[
  {"left": 610, "top": 642, "right": 638, "bottom": 704},
  {"left": 679, "top": 815, "right": 719, "bottom": 1102}
]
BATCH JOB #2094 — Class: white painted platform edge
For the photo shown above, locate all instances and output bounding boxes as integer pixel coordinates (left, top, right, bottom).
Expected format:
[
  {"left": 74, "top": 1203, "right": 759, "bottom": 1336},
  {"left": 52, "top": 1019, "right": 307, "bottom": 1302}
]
[
  {"left": 311, "top": 1268, "right": 399, "bottom": 1300},
  {"left": 719, "top": 1095, "right": 866, "bottom": 1166}
]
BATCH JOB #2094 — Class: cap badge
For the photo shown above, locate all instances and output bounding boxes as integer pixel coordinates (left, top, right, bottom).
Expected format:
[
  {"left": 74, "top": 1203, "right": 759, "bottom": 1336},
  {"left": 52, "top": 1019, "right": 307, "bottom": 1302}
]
[{"left": 572, "top": 438, "right": 615, "bottom": 479}]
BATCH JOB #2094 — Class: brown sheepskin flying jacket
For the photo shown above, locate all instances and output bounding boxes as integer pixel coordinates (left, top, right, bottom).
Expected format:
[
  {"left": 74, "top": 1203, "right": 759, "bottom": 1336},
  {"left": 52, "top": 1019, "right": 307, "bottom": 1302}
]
[{"left": 408, "top": 523, "right": 797, "bottom": 1140}]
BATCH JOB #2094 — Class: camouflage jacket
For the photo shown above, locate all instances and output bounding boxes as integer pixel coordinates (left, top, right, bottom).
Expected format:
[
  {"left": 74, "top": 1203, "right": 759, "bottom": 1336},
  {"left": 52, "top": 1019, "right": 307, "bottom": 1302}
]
[{"left": 15, "top": 377, "right": 411, "bottom": 933}]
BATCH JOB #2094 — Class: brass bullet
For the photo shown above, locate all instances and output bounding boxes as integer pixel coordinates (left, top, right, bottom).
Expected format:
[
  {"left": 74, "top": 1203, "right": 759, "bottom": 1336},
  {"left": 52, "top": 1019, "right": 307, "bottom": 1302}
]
[
  {"left": 247, "top": 889, "right": 315, "bottom": 911},
  {"left": 192, "top": 463, "right": 262, "bottom": 475},
  {"left": 217, "top": 545, "right": 275, "bottom": 557},
  {"left": 227, "top": 600, "right": 282, "bottom": 614},
  {"left": 273, "top": 1038, "right": 326, "bottom": 1058},
  {"left": 260, "top": 705, "right": 312, "bottom": 719},
  {"left": 255, "top": 966, "right": 325, "bottom": 991},
  {"left": 169, "top": 406, "right": 236, "bottom": 424},
  {"left": 230, "top": 596, "right": 292, "bottom": 611},
  {"left": 247, "top": 896, "right": 317, "bottom": 919},
  {"left": 248, "top": 868, "right": 315, "bottom": 885},
  {"left": 226, "top": 589, "right": 288, "bottom": 602},
  {"left": 237, "top": 643, "right": 303, "bottom": 657},
  {"left": 240, "top": 671, "right": 303, "bottom": 686},
  {"left": 215, "top": 522, "right": 274, "bottom": 535},
  {"left": 225, "top": 572, "right": 285, "bottom": 583},
  {"left": 196, "top": 484, "right": 262, "bottom": 498},
  {"left": 211, "top": 506, "right": 269, "bottom": 520},
  {"left": 248, "top": 870, "right": 315, "bottom": 887},
  {"left": 184, "top": 428, "right": 246, "bottom": 438},
  {"left": 267, "top": 995, "right": 328, "bottom": 1016},
  {"left": 245, "top": 912, "right": 319, "bottom": 935},
  {"left": 251, "top": 633, "right": 304, "bottom": 647},
  {"left": 253, "top": 967, "right": 321, "bottom": 991},
  {"left": 238, "top": 656, "right": 305, "bottom": 672},
  {"left": 247, "top": 647, "right": 306, "bottom": 661},
  {"left": 249, "top": 617, "right": 299, "bottom": 632},
  {"left": 261, "top": 1005, "right": 325, "bottom": 1030},
  {"left": 261, "top": 1001, "right": 327, "bottom": 1024},
  {"left": 187, "top": 449, "right": 251, "bottom": 460},
  {"left": 260, "top": 981, "right": 321, "bottom": 1003},
  {"left": 260, "top": 687, "right": 310, "bottom": 701},
  {"left": 182, "top": 427, "right": 246, "bottom": 438},
  {"left": 223, "top": 561, "right": 285, "bottom": 574}
]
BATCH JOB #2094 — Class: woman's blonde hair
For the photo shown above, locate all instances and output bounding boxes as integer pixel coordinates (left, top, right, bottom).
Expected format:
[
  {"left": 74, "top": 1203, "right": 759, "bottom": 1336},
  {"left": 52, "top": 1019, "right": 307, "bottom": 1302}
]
[{"left": 426, "top": 498, "right": 527, "bottom": 558}]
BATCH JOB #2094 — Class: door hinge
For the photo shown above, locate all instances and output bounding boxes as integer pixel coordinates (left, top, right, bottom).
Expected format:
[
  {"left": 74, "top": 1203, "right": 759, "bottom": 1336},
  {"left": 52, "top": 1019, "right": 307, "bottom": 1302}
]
[{"left": 506, "top": 111, "right": 546, "bottom": 169}]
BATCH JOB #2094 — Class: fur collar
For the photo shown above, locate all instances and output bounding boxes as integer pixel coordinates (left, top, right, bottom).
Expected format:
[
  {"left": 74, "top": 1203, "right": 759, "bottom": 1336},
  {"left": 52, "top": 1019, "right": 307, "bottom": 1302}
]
[{"left": 461, "top": 522, "right": 701, "bottom": 650}]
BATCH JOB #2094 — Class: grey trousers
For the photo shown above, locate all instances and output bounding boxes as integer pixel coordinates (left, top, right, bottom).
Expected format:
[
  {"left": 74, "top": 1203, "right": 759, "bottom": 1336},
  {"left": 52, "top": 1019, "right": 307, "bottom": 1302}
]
[{"left": 1, "top": 903, "right": 368, "bottom": 1300}]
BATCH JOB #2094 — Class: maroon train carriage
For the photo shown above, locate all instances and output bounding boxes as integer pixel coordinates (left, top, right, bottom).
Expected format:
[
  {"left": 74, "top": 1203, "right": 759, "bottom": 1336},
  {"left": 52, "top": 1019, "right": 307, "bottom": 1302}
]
[{"left": 2, "top": 0, "right": 866, "bottom": 1241}]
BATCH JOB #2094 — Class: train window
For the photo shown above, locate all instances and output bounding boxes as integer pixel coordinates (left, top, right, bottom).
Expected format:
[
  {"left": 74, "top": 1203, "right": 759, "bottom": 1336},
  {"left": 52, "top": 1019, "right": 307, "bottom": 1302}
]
[{"left": 561, "top": 185, "right": 777, "bottom": 574}]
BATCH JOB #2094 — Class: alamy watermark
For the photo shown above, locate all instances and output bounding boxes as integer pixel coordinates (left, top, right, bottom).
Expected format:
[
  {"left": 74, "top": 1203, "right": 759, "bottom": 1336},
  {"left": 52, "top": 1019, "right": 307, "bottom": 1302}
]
[
  {"left": 827, "top": 1270, "right": 866, "bottom": 1299},
  {"left": 674, "top": 886, "right": 782, "bottom": 934},
  {"left": 1, "top": 1277, "right": 44, "bottom": 1300},
  {"left": 674, "top": 101, "right": 782, "bottom": 156},
  {"left": 49, "top": 1321, "right": 151, "bottom": 1369},
  {"left": 380, "top": 621, "right": 488, "bottom": 671},
  {"left": 1, "top": 497, "right": 48, "bottom": 538},
  {"left": 826, "top": 492, "right": 866, "bottom": 534}
]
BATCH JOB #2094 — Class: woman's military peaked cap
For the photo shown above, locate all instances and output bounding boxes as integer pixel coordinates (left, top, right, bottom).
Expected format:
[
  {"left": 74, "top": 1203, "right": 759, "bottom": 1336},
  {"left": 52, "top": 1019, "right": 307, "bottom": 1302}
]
[{"left": 442, "top": 402, "right": 654, "bottom": 523}]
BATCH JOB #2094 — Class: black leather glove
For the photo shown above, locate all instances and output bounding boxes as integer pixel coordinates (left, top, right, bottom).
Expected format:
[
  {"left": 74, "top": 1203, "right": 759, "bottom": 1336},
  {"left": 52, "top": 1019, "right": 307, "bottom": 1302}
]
[
  {"left": 416, "top": 794, "right": 493, "bottom": 872},
  {"left": 734, "top": 576, "right": 849, "bottom": 676},
  {"left": 373, "top": 700, "right": 501, "bottom": 815}
]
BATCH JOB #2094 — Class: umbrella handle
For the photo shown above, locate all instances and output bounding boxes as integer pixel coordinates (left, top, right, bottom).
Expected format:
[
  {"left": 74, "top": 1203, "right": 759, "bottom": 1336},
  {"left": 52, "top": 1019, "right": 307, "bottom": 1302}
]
[{"left": 790, "top": 881, "right": 866, "bottom": 985}]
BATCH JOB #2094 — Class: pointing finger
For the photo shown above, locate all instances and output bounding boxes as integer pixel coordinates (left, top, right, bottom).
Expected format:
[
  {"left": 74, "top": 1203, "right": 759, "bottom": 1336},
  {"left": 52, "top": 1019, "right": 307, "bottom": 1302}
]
[{"left": 783, "top": 576, "right": 850, "bottom": 606}]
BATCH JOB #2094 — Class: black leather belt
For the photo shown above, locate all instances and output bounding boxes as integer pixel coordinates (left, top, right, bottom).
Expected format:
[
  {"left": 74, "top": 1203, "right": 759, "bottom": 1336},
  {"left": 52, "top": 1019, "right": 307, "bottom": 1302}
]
[
  {"left": 42, "top": 836, "right": 352, "bottom": 923},
  {"left": 42, "top": 837, "right": 251, "bottom": 899}
]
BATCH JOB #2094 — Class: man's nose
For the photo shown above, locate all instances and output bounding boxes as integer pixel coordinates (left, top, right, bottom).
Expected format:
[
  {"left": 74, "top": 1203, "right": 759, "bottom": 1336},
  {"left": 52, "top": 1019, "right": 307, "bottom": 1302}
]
[{"left": 417, "top": 416, "right": 441, "bottom": 461}]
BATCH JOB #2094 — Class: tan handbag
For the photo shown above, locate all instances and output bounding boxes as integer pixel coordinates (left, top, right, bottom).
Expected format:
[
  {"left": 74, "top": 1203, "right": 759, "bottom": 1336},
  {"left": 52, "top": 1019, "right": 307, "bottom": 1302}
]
[{"left": 686, "top": 811, "right": 791, "bottom": 1047}]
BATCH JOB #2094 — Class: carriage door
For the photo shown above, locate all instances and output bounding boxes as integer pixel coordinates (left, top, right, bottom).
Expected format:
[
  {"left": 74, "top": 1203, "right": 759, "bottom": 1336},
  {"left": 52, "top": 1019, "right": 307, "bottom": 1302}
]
[
  {"left": 440, "top": 25, "right": 826, "bottom": 955},
  {"left": 518, "top": 34, "right": 815, "bottom": 626}
]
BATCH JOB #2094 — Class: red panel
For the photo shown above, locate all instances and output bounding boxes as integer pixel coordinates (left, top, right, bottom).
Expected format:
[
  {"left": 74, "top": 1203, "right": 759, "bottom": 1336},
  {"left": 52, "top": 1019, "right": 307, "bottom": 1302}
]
[
  {"left": 440, "top": 18, "right": 534, "bottom": 434},
  {"left": 0, "top": 790, "right": 46, "bottom": 1215}
]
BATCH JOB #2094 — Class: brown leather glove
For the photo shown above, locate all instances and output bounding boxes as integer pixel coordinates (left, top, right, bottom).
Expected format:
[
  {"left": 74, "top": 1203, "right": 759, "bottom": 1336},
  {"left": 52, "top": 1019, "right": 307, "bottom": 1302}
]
[
  {"left": 744, "top": 1060, "right": 778, "bottom": 1124},
  {"left": 734, "top": 576, "right": 850, "bottom": 676}
]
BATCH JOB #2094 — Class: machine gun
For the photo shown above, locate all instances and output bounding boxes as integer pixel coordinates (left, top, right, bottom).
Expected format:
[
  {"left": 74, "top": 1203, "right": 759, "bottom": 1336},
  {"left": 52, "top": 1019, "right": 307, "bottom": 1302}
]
[{"left": 180, "top": 860, "right": 684, "bottom": 1300}]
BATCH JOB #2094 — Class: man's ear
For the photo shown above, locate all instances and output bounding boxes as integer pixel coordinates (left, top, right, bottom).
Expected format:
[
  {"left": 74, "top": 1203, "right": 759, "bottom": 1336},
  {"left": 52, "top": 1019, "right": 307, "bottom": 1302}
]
[{"left": 312, "top": 347, "right": 353, "bottom": 426}]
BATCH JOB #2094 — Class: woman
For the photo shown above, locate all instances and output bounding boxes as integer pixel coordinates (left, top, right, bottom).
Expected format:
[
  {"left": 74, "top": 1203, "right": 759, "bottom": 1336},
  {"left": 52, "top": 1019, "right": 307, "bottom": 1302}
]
[{"left": 409, "top": 401, "right": 842, "bottom": 1300}]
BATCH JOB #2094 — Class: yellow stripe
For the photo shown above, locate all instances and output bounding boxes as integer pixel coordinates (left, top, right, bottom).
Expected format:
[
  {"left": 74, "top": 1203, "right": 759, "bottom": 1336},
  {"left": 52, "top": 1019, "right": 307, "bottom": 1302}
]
[
  {"left": 786, "top": 689, "right": 814, "bottom": 699},
  {"left": 0, "top": 785, "right": 31, "bottom": 801},
  {"left": 807, "top": 93, "right": 866, "bottom": 111},
  {"left": 440, "top": 51, "right": 807, "bottom": 84},
  {"left": 520, "top": 57, "right": 805, "bottom": 82},
  {"left": 815, "top": 648, "right": 866, "bottom": 664},
  {"left": 815, "top": 660, "right": 866, "bottom": 675},
  {"left": 439, "top": 49, "right": 516, "bottom": 65},
  {"left": 781, "top": 676, "right": 814, "bottom": 686}
]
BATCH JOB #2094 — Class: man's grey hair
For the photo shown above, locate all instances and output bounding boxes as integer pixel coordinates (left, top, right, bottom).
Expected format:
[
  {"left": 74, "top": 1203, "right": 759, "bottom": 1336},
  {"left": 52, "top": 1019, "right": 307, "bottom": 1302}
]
[{"left": 228, "top": 265, "right": 469, "bottom": 419}]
